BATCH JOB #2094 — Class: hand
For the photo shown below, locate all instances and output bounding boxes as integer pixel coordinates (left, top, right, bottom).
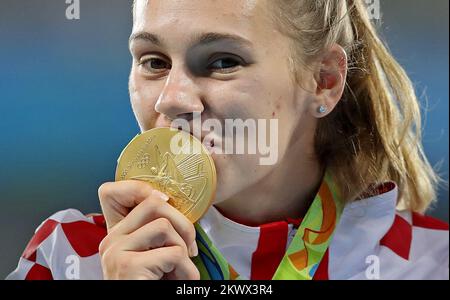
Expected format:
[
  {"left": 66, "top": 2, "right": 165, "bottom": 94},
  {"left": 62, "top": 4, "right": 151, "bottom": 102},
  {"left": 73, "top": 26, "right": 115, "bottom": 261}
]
[{"left": 97, "top": 180, "right": 199, "bottom": 280}]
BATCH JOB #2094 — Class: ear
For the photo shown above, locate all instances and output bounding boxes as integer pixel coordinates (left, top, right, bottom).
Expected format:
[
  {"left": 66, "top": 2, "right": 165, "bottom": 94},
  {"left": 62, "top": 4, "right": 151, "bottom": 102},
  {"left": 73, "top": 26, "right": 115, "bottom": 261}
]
[{"left": 308, "top": 44, "right": 347, "bottom": 118}]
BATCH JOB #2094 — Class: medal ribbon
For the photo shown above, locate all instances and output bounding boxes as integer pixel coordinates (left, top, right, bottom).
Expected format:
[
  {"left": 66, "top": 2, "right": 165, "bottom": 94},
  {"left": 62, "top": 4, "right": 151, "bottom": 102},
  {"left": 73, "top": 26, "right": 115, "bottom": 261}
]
[{"left": 191, "top": 170, "right": 344, "bottom": 280}]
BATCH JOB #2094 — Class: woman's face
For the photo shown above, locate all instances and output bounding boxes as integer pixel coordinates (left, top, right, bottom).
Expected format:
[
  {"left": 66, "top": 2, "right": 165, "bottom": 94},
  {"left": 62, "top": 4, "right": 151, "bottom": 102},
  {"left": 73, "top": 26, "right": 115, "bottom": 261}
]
[{"left": 129, "top": 0, "right": 319, "bottom": 204}]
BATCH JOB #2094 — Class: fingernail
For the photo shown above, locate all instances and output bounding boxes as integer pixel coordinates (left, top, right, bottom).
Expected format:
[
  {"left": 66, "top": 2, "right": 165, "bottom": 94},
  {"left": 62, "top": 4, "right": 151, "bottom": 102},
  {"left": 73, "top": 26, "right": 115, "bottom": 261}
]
[
  {"left": 188, "top": 241, "right": 198, "bottom": 257},
  {"left": 152, "top": 190, "right": 169, "bottom": 202}
]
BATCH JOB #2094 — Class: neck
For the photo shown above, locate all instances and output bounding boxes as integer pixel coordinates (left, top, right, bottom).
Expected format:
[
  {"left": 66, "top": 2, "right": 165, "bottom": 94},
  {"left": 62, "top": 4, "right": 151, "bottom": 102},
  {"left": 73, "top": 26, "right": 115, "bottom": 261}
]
[{"left": 215, "top": 135, "right": 324, "bottom": 227}]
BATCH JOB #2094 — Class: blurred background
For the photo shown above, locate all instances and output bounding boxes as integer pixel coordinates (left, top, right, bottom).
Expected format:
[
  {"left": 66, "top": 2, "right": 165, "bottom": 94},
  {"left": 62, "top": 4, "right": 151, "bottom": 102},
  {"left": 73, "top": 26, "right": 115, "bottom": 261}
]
[{"left": 0, "top": 0, "right": 448, "bottom": 278}]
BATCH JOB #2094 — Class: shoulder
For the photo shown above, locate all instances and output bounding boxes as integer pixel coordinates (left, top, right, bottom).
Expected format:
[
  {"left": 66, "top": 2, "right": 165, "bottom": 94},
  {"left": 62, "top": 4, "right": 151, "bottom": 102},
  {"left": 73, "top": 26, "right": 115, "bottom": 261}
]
[
  {"left": 378, "top": 210, "right": 448, "bottom": 279},
  {"left": 393, "top": 210, "right": 448, "bottom": 260},
  {"left": 329, "top": 182, "right": 449, "bottom": 279},
  {"left": 6, "top": 209, "right": 106, "bottom": 280}
]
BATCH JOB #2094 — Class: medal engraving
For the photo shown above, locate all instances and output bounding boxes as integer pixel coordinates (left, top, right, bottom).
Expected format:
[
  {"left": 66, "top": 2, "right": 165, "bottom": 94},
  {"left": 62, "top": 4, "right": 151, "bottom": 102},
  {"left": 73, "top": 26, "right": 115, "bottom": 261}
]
[{"left": 115, "top": 128, "right": 216, "bottom": 223}]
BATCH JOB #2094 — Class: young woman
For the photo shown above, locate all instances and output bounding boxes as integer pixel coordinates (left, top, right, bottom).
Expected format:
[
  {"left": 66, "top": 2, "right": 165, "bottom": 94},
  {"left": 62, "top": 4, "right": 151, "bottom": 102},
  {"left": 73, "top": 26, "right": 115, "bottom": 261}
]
[{"left": 8, "top": 0, "right": 448, "bottom": 280}]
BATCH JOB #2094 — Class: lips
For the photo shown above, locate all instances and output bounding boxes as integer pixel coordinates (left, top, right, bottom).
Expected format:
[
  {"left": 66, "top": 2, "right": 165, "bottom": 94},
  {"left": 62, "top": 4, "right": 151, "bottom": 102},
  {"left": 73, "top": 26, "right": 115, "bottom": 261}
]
[{"left": 172, "top": 125, "right": 217, "bottom": 150}]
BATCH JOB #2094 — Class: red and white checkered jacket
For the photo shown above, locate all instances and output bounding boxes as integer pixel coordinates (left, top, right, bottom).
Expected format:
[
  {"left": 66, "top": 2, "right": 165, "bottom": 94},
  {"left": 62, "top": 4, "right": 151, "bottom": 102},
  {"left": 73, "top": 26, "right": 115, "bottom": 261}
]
[{"left": 6, "top": 182, "right": 449, "bottom": 280}]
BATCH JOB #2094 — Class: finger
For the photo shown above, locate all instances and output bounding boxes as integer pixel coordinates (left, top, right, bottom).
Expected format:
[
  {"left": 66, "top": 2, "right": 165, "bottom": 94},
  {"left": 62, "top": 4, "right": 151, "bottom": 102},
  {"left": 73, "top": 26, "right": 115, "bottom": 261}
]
[
  {"left": 137, "top": 246, "right": 200, "bottom": 280},
  {"left": 118, "top": 218, "right": 189, "bottom": 255},
  {"left": 98, "top": 180, "right": 169, "bottom": 230},
  {"left": 110, "top": 195, "right": 197, "bottom": 254}
]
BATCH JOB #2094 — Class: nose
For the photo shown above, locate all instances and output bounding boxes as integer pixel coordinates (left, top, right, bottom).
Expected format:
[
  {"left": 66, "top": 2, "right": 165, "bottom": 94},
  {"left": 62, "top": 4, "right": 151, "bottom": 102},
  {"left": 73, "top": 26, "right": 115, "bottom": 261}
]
[{"left": 155, "top": 68, "right": 204, "bottom": 122}]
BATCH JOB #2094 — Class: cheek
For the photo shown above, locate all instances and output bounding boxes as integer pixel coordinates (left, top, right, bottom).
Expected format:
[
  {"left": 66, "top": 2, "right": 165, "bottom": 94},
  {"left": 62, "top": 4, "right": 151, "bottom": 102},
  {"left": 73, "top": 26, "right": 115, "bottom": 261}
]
[
  {"left": 206, "top": 77, "right": 280, "bottom": 120},
  {"left": 204, "top": 79, "right": 294, "bottom": 201},
  {"left": 129, "top": 73, "right": 160, "bottom": 130}
]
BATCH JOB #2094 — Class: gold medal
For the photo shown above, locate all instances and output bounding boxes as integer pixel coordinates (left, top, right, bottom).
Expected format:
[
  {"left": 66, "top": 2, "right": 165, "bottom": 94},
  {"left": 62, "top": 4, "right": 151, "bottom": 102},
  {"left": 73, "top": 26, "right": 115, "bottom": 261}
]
[{"left": 115, "top": 127, "right": 217, "bottom": 223}]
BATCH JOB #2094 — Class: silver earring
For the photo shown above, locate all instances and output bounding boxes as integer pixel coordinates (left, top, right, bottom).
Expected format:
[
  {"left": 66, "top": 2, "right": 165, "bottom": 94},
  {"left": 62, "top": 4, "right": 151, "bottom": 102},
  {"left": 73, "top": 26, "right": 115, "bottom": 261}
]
[{"left": 318, "top": 105, "right": 328, "bottom": 114}]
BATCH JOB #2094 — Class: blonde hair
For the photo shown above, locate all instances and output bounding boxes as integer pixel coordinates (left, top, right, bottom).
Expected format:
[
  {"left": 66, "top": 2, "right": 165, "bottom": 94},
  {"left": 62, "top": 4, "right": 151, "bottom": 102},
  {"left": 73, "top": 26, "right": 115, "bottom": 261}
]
[
  {"left": 270, "top": 0, "right": 443, "bottom": 212},
  {"left": 131, "top": 0, "right": 443, "bottom": 212}
]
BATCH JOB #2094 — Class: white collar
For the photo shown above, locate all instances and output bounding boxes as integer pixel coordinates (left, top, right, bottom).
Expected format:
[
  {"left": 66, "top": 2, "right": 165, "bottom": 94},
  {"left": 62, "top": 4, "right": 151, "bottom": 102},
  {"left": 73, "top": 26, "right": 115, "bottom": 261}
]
[{"left": 198, "top": 181, "right": 399, "bottom": 279}]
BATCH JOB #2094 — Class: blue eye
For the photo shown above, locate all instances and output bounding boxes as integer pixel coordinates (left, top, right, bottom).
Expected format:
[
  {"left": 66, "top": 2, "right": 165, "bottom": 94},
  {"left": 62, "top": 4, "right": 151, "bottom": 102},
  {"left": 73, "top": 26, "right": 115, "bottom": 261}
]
[
  {"left": 210, "top": 58, "right": 239, "bottom": 69},
  {"left": 208, "top": 56, "right": 243, "bottom": 73}
]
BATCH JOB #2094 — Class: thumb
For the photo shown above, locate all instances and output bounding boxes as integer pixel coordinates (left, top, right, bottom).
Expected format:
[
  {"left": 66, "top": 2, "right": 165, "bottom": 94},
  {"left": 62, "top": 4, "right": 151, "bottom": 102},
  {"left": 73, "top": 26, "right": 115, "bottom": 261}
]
[{"left": 98, "top": 180, "right": 168, "bottom": 230}]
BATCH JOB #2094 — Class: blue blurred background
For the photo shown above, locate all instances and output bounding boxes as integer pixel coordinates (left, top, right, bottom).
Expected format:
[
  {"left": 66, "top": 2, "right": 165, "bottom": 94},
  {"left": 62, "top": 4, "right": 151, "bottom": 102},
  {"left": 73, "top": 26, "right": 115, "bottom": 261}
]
[{"left": 0, "top": 0, "right": 448, "bottom": 278}]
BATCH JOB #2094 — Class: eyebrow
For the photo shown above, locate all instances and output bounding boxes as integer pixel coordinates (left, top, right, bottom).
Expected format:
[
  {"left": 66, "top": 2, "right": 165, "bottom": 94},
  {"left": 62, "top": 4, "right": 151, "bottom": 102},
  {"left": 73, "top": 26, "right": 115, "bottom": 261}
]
[{"left": 129, "top": 31, "right": 254, "bottom": 49}]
